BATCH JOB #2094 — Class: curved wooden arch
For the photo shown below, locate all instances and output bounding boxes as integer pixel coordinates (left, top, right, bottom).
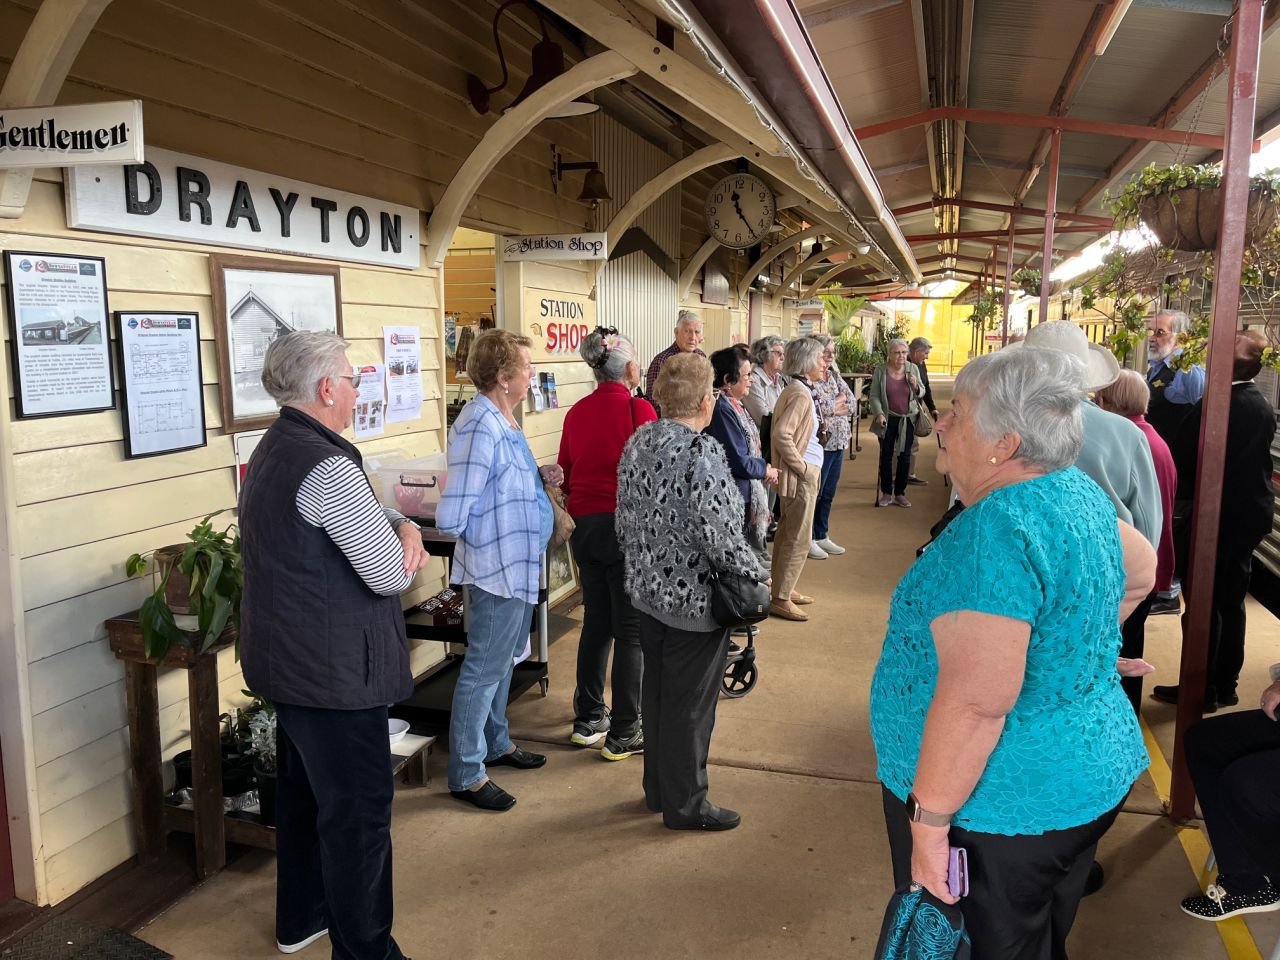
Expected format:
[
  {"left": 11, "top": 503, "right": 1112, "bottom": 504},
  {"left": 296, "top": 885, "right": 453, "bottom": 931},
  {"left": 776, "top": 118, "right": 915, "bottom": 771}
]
[
  {"left": 678, "top": 236, "right": 721, "bottom": 301},
  {"left": 734, "top": 225, "right": 827, "bottom": 299},
  {"left": 604, "top": 143, "right": 739, "bottom": 254},
  {"left": 0, "top": 0, "right": 115, "bottom": 218},
  {"left": 802, "top": 260, "right": 880, "bottom": 298},
  {"left": 769, "top": 242, "right": 853, "bottom": 307},
  {"left": 423, "top": 51, "right": 636, "bottom": 266}
]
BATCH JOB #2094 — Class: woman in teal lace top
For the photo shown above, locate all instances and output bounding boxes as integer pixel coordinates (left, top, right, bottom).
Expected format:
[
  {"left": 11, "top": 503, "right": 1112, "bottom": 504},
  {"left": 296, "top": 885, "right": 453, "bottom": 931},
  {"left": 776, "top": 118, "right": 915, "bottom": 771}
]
[{"left": 869, "top": 347, "right": 1157, "bottom": 958}]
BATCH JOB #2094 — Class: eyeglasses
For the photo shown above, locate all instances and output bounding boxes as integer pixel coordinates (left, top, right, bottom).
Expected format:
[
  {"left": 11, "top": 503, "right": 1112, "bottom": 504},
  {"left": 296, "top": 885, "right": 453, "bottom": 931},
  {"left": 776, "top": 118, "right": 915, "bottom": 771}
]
[{"left": 335, "top": 373, "right": 363, "bottom": 388}]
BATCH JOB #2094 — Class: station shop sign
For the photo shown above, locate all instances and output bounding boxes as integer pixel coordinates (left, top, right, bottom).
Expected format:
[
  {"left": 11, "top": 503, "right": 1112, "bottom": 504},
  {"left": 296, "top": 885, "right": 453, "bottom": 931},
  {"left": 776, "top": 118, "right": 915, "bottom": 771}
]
[
  {"left": 501, "top": 232, "right": 608, "bottom": 262},
  {"left": 0, "top": 100, "right": 144, "bottom": 168},
  {"left": 66, "top": 147, "right": 420, "bottom": 270},
  {"left": 522, "top": 287, "right": 596, "bottom": 363}
]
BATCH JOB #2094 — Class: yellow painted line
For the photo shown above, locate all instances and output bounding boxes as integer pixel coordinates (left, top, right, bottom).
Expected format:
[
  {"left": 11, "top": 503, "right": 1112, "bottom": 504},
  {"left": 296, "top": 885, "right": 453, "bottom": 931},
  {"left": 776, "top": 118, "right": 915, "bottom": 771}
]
[{"left": 1140, "top": 716, "right": 1264, "bottom": 960}]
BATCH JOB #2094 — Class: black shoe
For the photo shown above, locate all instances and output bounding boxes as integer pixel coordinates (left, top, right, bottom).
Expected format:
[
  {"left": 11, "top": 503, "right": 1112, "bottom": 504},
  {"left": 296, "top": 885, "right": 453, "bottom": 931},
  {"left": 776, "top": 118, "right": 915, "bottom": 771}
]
[
  {"left": 906, "top": 475, "right": 928, "bottom": 486},
  {"left": 1181, "top": 876, "right": 1280, "bottom": 921},
  {"left": 487, "top": 746, "right": 547, "bottom": 770},
  {"left": 601, "top": 728, "right": 644, "bottom": 761},
  {"left": 1151, "top": 685, "right": 1226, "bottom": 713},
  {"left": 665, "top": 805, "right": 741, "bottom": 831},
  {"left": 1083, "top": 861, "right": 1104, "bottom": 897},
  {"left": 1149, "top": 595, "right": 1182, "bottom": 616},
  {"left": 727, "top": 641, "right": 744, "bottom": 657},
  {"left": 1151, "top": 684, "right": 1180, "bottom": 705},
  {"left": 450, "top": 780, "right": 516, "bottom": 811}
]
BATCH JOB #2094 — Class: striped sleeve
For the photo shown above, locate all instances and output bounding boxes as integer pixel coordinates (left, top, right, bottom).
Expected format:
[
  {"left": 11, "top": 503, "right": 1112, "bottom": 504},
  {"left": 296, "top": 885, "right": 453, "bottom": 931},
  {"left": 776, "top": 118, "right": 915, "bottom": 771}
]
[{"left": 296, "top": 455, "right": 416, "bottom": 597}]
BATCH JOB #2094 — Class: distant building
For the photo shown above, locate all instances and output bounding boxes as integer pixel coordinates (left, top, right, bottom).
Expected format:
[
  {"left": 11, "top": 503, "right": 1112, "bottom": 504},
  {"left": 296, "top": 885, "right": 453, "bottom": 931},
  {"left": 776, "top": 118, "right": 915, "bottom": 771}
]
[{"left": 229, "top": 290, "right": 293, "bottom": 376}]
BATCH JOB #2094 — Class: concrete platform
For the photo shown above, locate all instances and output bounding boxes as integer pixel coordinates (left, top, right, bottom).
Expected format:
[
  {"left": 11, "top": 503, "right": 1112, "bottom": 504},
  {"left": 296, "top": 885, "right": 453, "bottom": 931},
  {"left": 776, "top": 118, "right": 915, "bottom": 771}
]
[{"left": 138, "top": 386, "right": 1278, "bottom": 959}]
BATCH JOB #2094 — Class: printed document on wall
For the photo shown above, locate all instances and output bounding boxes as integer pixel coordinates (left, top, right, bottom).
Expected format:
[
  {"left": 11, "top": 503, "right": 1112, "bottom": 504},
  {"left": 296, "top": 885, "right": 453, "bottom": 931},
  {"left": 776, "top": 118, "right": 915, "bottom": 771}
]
[
  {"left": 383, "top": 326, "right": 423, "bottom": 423},
  {"left": 353, "top": 363, "right": 386, "bottom": 439}
]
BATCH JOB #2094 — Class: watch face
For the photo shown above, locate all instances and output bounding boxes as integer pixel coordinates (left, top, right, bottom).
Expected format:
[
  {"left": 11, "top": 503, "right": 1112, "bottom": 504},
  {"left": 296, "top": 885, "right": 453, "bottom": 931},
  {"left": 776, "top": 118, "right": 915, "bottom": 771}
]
[{"left": 705, "top": 174, "right": 776, "bottom": 250}]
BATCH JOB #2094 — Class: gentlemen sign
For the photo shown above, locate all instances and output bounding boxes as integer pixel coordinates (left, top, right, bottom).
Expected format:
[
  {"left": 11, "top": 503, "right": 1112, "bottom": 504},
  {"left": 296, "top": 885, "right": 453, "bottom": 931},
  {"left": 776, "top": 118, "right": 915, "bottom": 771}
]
[
  {"left": 0, "top": 100, "right": 143, "bottom": 167},
  {"left": 501, "top": 232, "right": 608, "bottom": 262},
  {"left": 522, "top": 287, "right": 596, "bottom": 362},
  {"left": 66, "top": 147, "right": 420, "bottom": 269}
]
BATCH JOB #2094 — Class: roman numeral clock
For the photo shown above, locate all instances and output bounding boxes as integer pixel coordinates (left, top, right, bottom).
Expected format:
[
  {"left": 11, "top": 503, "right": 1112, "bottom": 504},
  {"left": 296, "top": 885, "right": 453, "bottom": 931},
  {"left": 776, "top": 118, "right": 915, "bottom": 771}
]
[{"left": 704, "top": 172, "right": 776, "bottom": 250}]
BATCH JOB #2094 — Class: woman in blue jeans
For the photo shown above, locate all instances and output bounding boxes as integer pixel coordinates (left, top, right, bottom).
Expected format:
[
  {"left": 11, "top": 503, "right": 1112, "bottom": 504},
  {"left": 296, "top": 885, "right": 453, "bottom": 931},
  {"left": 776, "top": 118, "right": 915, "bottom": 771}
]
[
  {"left": 437, "top": 330, "right": 555, "bottom": 812},
  {"left": 807, "top": 335, "right": 854, "bottom": 557}
]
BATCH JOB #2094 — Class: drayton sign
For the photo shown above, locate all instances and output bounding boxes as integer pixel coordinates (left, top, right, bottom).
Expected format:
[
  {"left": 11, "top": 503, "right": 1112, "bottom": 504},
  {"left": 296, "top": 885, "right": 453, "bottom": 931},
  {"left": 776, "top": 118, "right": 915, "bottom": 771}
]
[
  {"left": 66, "top": 147, "right": 420, "bottom": 269},
  {"left": 0, "top": 100, "right": 144, "bottom": 167}
]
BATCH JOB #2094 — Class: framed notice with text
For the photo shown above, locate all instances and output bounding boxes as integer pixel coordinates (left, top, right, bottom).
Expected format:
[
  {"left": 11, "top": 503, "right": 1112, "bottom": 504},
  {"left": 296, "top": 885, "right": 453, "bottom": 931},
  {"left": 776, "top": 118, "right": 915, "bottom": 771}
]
[
  {"left": 209, "top": 254, "right": 343, "bottom": 432},
  {"left": 114, "top": 311, "right": 207, "bottom": 458},
  {"left": 2, "top": 250, "right": 114, "bottom": 419}
]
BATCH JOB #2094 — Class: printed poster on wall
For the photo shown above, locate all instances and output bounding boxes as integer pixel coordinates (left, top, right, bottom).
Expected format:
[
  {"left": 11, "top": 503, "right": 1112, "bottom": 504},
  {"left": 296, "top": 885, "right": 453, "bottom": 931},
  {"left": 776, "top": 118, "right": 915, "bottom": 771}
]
[
  {"left": 382, "top": 325, "right": 422, "bottom": 423},
  {"left": 353, "top": 363, "right": 386, "bottom": 439},
  {"left": 2, "top": 250, "right": 114, "bottom": 418},
  {"left": 115, "top": 311, "right": 206, "bottom": 458}
]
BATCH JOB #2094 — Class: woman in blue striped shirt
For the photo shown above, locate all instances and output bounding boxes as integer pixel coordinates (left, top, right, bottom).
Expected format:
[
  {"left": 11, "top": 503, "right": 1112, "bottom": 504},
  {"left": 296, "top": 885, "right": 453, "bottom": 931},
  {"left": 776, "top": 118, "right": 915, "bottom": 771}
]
[{"left": 437, "top": 330, "right": 555, "bottom": 812}]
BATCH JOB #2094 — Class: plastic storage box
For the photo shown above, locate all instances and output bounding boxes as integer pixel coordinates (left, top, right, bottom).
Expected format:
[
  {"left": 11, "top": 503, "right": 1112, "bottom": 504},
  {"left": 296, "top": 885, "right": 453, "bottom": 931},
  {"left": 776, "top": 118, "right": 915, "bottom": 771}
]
[{"left": 365, "top": 452, "right": 448, "bottom": 519}]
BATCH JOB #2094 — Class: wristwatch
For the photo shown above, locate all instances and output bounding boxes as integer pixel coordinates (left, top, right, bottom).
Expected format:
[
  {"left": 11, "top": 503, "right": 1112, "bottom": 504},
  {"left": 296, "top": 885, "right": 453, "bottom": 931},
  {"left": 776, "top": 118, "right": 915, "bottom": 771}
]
[{"left": 905, "top": 792, "right": 953, "bottom": 828}]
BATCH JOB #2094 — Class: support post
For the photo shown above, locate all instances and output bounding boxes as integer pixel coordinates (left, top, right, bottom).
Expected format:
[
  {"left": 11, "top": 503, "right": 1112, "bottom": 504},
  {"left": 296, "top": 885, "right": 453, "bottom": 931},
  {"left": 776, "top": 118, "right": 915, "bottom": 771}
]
[
  {"left": 1038, "top": 130, "right": 1061, "bottom": 324},
  {"left": 1002, "top": 218, "right": 1016, "bottom": 346},
  {"left": 1169, "top": 0, "right": 1265, "bottom": 821}
]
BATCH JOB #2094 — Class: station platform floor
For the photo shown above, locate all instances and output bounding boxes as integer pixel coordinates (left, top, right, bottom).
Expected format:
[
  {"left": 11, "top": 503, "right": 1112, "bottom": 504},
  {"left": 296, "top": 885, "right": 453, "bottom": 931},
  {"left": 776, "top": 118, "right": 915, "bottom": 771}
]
[{"left": 138, "top": 382, "right": 1280, "bottom": 960}]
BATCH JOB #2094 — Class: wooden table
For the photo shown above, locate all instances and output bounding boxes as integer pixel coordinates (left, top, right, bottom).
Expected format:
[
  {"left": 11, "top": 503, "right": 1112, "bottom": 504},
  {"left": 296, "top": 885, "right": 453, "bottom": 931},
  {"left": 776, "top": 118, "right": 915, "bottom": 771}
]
[{"left": 106, "top": 613, "right": 261, "bottom": 879}]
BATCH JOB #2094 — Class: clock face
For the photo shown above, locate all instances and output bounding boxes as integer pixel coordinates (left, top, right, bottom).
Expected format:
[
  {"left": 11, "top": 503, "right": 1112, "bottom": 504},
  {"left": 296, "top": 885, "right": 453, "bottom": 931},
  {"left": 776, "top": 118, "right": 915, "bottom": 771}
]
[{"left": 704, "top": 174, "right": 776, "bottom": 250}]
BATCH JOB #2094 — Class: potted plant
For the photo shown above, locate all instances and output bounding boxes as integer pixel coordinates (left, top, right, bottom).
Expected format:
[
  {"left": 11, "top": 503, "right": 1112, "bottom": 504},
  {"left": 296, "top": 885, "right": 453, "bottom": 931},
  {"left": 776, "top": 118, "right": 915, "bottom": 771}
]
[
  {"left": 1014, "top": 268, "right": 1042, "bottom": 298},
  {"left": 820, "top": 293, "right": 869, "bottom": 337},
  {"left": 834, "top": 330, "right": 875, "bottom": 375},
  {"left": 124, "top": 510, "right": 242, "bottom": 661},
  {"left": 244, "top": 697, "right": 277, "bottom": 825},
  {"left": 1108, "top": 163, "right": 1280, "bottom": 252}
]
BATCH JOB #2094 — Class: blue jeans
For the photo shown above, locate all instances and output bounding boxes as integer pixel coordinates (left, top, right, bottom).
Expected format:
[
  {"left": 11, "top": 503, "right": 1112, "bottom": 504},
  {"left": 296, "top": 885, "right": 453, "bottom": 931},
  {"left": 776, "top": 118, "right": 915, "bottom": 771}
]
[
  {"left": 447, "top": 586, "right": 535, "bottom": 791},
  {"left": 812, "top": 448, "right": 844, "bottom": 540}
]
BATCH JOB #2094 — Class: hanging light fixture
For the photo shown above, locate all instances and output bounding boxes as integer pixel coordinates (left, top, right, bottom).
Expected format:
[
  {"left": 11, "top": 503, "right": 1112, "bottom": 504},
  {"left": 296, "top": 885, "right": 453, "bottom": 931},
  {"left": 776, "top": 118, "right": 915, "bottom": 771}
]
[
  {"left": 466, "top": 0, "right": 599, "bottom": 119},
  {"left": 552, "top": 147, "right": 612, "bottom": 203},
  {"left": 810, "top": 239, "right": 827, "bottom": 264}
]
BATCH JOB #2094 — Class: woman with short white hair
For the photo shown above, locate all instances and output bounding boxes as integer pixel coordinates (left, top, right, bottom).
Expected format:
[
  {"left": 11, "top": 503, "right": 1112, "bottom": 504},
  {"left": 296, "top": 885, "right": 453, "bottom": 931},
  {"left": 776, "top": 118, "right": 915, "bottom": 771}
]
[
  {"left": 871, "top": 347, "right": 1156, "bottom": 957},
  {"left": 869, "top": 338, "right": 923, "bottom": 507}
]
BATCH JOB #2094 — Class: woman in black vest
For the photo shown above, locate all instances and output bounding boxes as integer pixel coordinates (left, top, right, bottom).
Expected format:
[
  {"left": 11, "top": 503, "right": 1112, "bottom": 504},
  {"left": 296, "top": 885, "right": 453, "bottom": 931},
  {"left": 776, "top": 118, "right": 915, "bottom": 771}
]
[{"left": 240, "top": 331, "right": 430, "bottom": 960}]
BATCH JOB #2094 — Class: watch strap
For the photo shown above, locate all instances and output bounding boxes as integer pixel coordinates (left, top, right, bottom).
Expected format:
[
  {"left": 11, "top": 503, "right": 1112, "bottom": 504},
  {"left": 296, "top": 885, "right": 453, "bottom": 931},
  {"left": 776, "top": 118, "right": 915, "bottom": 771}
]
[{"left": 907, "top": 792, "right": 952, "bottom": 828}]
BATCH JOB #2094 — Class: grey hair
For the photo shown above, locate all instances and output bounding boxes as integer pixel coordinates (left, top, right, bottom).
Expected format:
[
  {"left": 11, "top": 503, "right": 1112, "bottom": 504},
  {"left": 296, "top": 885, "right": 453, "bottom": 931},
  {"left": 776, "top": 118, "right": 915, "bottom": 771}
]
[
  {"left": 1153, "top": 308, "right": 1190, "bottom": 335},
  {"left": 676, "top": 309, "right": 701, "bottom": 328},
  {"left": 909, "top": 337, "right": 932, "bottom": 352},
  {"left": 750, "top": 335, "right": 785, "bottom": 366},
  {"left": 580, "top": 329, "right": 637, "bottom": 384},
  {"left": 261, "top": 331, "right": 351, "bottom": 406},
  {"left": 808, "top": 333, "right": 835, "bottom": 348},
  {"left": 887, "top": 338, "right": 909, "bottom": 353},
  {"left": 954, "top": 347, "right": 1086, "bottom": 472},
  {"left": 784, "top": 335, "right": 824, "bottom": 377}
]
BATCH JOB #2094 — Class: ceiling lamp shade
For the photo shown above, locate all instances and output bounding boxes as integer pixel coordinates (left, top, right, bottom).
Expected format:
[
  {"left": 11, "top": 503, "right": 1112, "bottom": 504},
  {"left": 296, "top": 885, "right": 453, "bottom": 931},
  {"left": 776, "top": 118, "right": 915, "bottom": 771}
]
[{"left": 466, "top": 1, "right": 600, "bottom": 119}]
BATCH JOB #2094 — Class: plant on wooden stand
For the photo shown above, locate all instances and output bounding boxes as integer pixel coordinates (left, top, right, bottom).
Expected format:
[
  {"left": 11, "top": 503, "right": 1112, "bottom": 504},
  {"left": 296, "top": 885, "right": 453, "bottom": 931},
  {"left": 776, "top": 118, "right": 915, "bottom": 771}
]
[
  {"left": 244, "top": 696, "right": 278, "bottom": 825},
  {"left": 125, "top": 510, "right": 242, "bottom": 661}
]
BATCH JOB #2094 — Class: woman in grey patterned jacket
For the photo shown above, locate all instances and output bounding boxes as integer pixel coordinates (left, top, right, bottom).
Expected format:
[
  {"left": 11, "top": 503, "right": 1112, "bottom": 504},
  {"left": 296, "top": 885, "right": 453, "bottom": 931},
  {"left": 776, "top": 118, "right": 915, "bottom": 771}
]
[{"left": 616, "top": 353, "right": 768, "bottom": 832}]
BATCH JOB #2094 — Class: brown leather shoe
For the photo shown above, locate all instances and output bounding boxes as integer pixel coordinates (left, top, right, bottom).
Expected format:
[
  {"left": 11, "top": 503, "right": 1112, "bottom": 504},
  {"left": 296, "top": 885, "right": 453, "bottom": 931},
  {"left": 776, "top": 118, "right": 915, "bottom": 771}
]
[
  {"left": 769, "top": 599, "right": 808, "bottom": 621},
  {"left": 789, "top": 592, "right": 814, "bottom": 605}
]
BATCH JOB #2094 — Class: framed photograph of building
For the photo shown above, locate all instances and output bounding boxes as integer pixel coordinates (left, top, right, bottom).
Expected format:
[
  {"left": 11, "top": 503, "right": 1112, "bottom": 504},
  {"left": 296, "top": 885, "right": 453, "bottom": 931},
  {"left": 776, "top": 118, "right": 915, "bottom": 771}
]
[
  {"left": 2, "top": 250, "right": 114, "bottom": 419},
  {"left": 209, "top": 255, "right": 343, "bottom": 432}
]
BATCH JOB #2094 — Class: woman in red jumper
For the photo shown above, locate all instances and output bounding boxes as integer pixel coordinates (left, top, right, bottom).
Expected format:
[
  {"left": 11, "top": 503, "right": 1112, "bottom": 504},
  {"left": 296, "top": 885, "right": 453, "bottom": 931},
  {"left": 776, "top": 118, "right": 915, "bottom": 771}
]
[{"left": 557, "top": 327, "right": 657, "bottom": 760}]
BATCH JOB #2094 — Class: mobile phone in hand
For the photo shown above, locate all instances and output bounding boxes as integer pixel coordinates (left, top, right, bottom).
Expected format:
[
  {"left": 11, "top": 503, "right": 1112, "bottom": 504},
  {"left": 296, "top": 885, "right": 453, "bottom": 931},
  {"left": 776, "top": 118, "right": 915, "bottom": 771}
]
[{"left": 948, "top": 847, "right": 969, "bottom": 899}]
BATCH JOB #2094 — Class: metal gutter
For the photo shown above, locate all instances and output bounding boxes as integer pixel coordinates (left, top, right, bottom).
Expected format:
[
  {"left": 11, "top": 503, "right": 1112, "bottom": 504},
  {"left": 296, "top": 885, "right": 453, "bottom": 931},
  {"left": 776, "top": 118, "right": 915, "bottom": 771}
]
[{"left": 664, "top": 0, "right": 923, "bottom": 283}]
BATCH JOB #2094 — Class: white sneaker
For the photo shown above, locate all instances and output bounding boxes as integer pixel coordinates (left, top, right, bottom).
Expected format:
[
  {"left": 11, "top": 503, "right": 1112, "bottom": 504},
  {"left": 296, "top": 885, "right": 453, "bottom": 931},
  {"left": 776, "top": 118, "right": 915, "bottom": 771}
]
[
  {"left": 816, "top": 538, "right": 845, "bottom": 555},
  {"left": 808, "top": 541, "right": 829, "bottom": 560},
  {"left": 278, "top": 929, "right": 328, "bottom": 954}
]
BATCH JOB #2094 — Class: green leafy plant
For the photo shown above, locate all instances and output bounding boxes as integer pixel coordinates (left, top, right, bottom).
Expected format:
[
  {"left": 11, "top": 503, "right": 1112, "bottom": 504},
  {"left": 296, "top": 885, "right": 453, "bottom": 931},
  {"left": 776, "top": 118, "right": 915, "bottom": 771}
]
[
  {"left": 820, "top": 294, "right": 869, "bottom": 337},
  {"left": 834, "top": 330, "right": 875, "bottom": 373},
  {"left": 1013, "top": 268, "right": 1042, "bottom": 298},
  {"left": 1106, "top": 163, "right": 1232, "bottom": 230},
  {"left": 968, "top": 292, "right": 1001, "bottom": 331},
  {"left": 125, "top": 511, "right": 242, "bottom": 660},
  {"left": 245, "top": 701, "right": 277, "bottom": 773}
]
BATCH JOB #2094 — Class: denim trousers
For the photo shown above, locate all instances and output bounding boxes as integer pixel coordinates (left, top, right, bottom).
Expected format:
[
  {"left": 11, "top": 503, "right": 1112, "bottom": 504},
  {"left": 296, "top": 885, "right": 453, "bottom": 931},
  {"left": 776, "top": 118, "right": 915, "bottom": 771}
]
[
  {"left": 812, "top": 448, "right": 845, "bottom": 540},
  {"left": 274, "top": 702, "right": 405, "bottom": 960},
  {"left": 878, "top": 416, "right": 915, "bottom": 496},
  {"left": 570, "top": 513, "right": 643, "bottom": 735},
  {"left": 447, "top": 585, "right": 535, "bottom": 791}
]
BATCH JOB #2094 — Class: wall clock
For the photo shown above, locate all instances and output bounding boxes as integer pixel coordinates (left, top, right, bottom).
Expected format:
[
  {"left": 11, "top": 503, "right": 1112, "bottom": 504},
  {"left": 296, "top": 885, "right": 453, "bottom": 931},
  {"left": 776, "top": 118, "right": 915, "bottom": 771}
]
[{"left": 704, "top": 172, "right": 776, "bottom": 250}]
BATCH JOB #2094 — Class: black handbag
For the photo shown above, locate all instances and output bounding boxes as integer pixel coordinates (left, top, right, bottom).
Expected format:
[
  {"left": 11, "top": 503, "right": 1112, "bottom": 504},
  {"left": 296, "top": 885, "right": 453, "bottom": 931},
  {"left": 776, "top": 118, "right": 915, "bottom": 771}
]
[{"left": 683, "top": 457, "right": 770, "bottom": 628}]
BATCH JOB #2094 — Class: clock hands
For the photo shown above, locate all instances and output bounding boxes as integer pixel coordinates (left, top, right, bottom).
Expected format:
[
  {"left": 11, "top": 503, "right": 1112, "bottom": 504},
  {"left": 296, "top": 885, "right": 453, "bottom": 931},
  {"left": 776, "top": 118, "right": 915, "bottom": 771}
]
[{"left": 730, "top": 191, "right": 753, "bottom": 231}]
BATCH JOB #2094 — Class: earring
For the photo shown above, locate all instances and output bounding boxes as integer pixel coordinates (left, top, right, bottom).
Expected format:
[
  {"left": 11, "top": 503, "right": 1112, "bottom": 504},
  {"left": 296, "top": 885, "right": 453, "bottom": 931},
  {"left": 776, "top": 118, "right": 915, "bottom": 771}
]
[
  {"left": 988, "top": 456, "right": 998, "bottom": 464},
  {"left": 504, "top": 385, "right": 509, "bottom": 395},
  {"left": 327, "top": 399, "right": 335, "bottom": 407}
]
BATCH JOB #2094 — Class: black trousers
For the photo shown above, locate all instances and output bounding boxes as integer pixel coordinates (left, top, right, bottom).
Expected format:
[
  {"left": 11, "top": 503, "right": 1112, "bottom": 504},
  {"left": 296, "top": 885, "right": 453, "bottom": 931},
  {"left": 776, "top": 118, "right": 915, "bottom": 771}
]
[
  {"left": 1119, "top": 592, "right": 1155, "bottom": 714},
  {"left": 274, "top": 702, "right": 404, "bottom": 960},
  {"left": 1183, "top": 537, "right": 1261, "bottom": 702},
  {"left": 638, "top": 612, "right": 730, "bottom": 825},
  {"left": 878, "top": 416, "right": 915, "bottom": 496},
  {"left": 1185, "top": 710, "right": 1280, "bottom": 884},
  {"left": 883, "top": 786, "right": 1122, "bottom": 960},
  {"left": 570, "top": 513, "right": 643, "bottom": 734}
]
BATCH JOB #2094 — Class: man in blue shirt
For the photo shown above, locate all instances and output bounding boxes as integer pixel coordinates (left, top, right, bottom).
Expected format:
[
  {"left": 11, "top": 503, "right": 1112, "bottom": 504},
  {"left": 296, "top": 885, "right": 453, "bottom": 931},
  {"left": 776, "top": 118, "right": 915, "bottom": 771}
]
[{"left": 1146, "top": 309, "right": 1206, "bottom": 615}]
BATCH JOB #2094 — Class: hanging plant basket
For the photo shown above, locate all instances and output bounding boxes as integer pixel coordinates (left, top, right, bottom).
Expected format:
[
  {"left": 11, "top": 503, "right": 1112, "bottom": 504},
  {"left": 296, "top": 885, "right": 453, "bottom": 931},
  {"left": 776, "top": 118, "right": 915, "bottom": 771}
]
[{"left": 1138, "top": 183, "right": 1279, "bottom": 252}]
